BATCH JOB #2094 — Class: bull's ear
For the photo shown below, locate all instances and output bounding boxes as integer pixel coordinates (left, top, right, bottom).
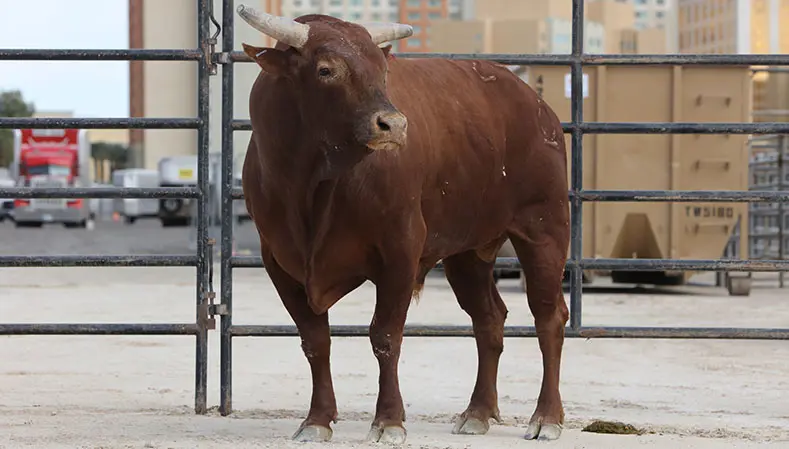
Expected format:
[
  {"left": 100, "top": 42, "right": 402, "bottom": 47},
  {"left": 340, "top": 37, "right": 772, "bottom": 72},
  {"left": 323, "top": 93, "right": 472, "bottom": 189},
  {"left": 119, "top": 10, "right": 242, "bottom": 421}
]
[
  {"left": 243, "top": 43, "right": 292, "bottom": 75},
  {"left": 380, "top": 44, "right": 393, "bottom": 59}
]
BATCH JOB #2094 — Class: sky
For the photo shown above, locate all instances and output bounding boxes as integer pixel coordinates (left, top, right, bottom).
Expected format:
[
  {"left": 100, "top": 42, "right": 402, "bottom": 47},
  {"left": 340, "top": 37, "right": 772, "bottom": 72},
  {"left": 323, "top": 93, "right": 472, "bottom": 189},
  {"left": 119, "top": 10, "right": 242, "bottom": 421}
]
[{"left": 0, "top": 0, "right": 129, "bottom": 118}]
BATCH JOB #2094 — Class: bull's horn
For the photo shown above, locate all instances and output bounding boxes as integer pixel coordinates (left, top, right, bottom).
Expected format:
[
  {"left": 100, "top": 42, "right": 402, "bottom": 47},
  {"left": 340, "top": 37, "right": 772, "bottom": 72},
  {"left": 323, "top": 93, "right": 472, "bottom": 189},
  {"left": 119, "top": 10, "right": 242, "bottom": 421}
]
[
  {"left": 356, "top": 22, "right": 414, "bottom": 46},
  {"left": 237, "top": 4, "right": 310, "bottom": 49}
]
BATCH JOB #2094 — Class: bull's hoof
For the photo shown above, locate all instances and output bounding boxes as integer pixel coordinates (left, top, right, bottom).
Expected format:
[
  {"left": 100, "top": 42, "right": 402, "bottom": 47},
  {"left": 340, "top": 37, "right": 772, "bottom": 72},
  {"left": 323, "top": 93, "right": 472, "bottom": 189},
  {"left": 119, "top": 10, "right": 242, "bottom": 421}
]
[
  {"left": 451, "top": 415, "right": 490, "bottom": 435},
  {"left": 524, "top": 420, "right": 563, "bottom": 441},
  {"left": 366, "top": 424, "right": 407, "bottom": 445},
  {"left": 292, "top": 423, "right": 332, "bottom": 442}
]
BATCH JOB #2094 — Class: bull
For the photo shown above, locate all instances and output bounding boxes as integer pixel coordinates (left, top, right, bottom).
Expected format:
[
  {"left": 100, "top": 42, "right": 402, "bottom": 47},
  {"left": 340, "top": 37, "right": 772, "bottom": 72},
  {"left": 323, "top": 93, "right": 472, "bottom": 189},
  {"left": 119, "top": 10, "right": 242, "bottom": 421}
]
[{"left": 237, "top": 4, "right": 570, "bottom": 444}]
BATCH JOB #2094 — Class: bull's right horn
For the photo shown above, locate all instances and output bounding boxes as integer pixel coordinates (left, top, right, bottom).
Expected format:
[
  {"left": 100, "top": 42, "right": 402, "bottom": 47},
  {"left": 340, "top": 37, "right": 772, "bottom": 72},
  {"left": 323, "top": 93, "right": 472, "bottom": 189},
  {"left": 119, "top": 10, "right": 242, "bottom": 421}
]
[{"left": 237, "top": 4, "right": 310, "bottom": 49}]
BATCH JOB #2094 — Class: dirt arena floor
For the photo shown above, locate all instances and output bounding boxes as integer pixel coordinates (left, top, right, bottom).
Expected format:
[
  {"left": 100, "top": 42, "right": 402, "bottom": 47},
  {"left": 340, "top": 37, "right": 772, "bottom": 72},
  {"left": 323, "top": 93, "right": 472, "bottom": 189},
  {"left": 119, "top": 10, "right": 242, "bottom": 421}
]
[{"left": 1, "top": 263, "right": 788, "bottom": 448}]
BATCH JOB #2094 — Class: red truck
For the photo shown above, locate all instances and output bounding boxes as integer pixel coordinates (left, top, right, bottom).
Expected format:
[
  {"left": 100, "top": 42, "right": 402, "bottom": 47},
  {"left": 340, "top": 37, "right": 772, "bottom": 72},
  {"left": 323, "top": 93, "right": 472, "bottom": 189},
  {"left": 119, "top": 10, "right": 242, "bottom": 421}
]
[{"left": 11, "top": 128, "right": 93, "bottom": 228}]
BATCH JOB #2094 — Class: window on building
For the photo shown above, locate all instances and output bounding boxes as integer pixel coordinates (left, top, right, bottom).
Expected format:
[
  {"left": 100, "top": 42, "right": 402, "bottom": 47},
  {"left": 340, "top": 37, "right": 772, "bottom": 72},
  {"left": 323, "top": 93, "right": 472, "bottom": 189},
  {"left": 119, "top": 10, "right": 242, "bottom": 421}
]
[
  {"left": 351, "top": 12, "right": 362, "bottom": 20},
  {"left": 408, "top": 37, "right": 422, "bottom": 47},
  {"left": 428, "top": 12, "right": 441, "bottom": 19},
  {"left": 429, "top": 0, "right": 442, "bottom": 7},
  {"left": 351, "top": 0, "right": 362, "bottom": 6},
  {"left": 408, "top": 11, "right": 420, "bottom": 20},
  {"left": 329, "top": 0, "right": 341, "bottom": 6},
  {"left": 371, "top": 0, "right": 380, "bottom": 6},
  {"left": 407, "top": 0, "right": 421, "bottom": 6}
]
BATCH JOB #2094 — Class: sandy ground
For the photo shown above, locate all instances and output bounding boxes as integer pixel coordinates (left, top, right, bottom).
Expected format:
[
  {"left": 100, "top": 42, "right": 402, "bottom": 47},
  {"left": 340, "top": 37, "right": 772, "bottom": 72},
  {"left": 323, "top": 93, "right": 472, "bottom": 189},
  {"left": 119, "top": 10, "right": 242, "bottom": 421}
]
[{"left": 1, "top": 266, "right": 788, "bottom": 448}]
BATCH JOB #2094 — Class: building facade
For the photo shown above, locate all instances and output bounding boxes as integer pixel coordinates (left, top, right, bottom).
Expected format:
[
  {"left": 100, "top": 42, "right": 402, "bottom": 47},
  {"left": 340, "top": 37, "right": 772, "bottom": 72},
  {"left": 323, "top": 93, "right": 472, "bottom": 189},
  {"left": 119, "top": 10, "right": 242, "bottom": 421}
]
[
  {"left": 676, "top": 0, "right": 789, "bottom": 119},
  {"left": 280, "top": 0, "right": 399, "bottom": 22},
  {"left": 431, "top": 0, "right": 672, "bottom": 56},
  {"left": 398, "top": 0, "right": 448, "bottom": 52},
  {"left": 632, "top": 0, "right": 673, "bottom": 30}
]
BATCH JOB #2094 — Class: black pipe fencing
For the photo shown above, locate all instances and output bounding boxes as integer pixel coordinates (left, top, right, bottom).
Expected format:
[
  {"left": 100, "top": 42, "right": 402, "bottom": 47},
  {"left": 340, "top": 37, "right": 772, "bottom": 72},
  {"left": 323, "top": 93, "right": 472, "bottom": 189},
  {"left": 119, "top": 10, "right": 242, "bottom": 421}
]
[
  {"left": 215, "top": 0, "right": 789, "bottom": 416},
  {"left": 0, "top": 0, "right": 216, "bottom": 415},
  {"left": 2, "top": 0, "right": 789, "bottom": 419}
]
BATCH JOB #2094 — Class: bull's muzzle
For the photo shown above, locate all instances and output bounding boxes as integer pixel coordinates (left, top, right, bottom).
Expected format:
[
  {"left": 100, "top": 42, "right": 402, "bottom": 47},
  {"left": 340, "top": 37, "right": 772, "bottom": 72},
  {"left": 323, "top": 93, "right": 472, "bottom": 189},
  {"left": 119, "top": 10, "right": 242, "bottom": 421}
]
[{"left": 367, "top": 109, "right": 407, "bottom": 151}]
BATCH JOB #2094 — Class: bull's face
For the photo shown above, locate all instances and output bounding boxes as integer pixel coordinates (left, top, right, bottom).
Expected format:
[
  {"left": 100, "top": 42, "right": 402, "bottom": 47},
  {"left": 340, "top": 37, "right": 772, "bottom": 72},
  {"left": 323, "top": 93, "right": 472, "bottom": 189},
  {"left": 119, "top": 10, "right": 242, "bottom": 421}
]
[{"left": 238, "top": 5, "right": 412, "bottom": 152}]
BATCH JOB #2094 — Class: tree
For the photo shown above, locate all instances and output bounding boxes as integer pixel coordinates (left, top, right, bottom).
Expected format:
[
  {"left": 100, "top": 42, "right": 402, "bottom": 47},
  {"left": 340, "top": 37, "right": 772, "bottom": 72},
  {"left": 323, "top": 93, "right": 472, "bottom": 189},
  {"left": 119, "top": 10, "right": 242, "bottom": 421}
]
[
  {"left": 0, "top": 90, "right": 36, "bottom": 167},
  {"left": 91, "top": 142, "right": 129, "bottom": 169}
]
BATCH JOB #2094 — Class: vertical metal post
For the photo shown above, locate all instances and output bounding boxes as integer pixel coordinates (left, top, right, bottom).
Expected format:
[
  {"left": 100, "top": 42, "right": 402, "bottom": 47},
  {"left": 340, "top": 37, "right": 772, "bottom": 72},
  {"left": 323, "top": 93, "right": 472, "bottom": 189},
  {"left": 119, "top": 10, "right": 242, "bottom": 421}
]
[
  {"left": 220, "top": 0, "right": 236, "bottom": 416},
  {"left": 195, "top": 0, "right": 211, "bottom": 415},
  {"left": 778, "top": 134, "right": 786, "bottom": 288},
  {"left": 569, "top": 0, "right": 584, "bottom": 330}
]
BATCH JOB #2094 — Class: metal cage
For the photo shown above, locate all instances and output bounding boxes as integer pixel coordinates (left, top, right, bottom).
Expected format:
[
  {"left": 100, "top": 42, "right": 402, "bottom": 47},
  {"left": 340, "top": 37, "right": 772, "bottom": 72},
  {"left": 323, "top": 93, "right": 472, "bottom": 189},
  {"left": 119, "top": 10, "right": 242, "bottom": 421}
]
[{"left": 2, "top": 0, "right": 789, "bottom": 418}]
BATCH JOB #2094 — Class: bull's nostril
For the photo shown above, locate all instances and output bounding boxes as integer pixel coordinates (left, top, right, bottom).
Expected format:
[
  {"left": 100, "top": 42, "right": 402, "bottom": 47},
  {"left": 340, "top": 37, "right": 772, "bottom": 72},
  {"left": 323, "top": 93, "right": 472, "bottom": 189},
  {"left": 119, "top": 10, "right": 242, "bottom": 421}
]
[{"left": 377, "top": 116, "right": 391, "bottom": 132}]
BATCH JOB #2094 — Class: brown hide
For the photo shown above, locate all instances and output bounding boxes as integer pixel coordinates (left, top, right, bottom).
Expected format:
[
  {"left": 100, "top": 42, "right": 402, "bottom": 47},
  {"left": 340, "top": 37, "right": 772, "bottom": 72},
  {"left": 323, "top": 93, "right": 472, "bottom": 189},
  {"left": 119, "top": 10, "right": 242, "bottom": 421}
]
[
  {"left": 242, "top": 17, "right": 568, "bottom": 315},
  {"left": 240, "top": 11, "right": 571, "bottom": 442}
]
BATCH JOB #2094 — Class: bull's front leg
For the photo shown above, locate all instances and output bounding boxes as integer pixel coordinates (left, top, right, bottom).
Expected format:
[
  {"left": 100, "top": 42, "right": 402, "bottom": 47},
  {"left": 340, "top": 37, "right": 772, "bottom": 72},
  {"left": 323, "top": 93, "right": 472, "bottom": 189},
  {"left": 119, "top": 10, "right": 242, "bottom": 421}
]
[
  {"left": 260, "top": 250, "right": 337, "bottom": 442},
  {"left": 365, "top": 261, "right": 419, "bottom": 445}
]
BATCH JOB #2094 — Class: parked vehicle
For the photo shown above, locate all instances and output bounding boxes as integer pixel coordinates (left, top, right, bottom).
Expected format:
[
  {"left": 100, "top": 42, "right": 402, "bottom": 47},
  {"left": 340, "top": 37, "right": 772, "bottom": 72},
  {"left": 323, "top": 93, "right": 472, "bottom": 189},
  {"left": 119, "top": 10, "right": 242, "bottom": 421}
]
[
  {"left": 157, "top": 153, "right": 250, "bottom": 227},
  {"left": 0, "top": 168, "right": 14, "bottom": 222},
  {"left": 11, "top": 128, "right": 93, "bottom": 228},
  {"left": 157, "top": 155, "right": 198, "bottom": 227},
  {"left": 111, "top": 168, "right": 160, "bottom": 224}
]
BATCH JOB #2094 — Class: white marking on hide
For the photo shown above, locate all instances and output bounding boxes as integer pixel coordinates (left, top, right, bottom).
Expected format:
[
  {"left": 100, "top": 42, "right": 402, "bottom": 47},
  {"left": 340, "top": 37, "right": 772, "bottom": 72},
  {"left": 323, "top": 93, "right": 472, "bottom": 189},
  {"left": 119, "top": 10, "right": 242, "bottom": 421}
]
[{"left": 471, "top": 61, "right": 496, "bottom": 82}]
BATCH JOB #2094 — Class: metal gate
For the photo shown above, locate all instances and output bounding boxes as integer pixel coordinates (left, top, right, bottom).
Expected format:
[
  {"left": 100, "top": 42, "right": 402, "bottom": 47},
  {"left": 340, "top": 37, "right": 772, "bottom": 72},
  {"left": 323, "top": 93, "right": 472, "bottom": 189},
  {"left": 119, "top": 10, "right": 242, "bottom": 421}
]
[
  {"left": 3, "top": 0, "right": 789, "bottom": 419},
  {"left": 0, "top": 0, "right": 216, "bottom": 415}
]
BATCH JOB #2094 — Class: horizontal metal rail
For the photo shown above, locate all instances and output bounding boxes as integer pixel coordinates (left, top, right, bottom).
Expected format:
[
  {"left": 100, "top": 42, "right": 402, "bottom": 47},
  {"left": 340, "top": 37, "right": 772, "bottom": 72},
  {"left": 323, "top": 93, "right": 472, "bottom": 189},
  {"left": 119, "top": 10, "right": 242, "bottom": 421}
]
[
  {"left": 0, "top": 49, "right": 203, "bottom": 61},
  {"left": 0, "top": 324, "right": 200, "bottom": 335},
  {"left": 229, "top": 187, "right": 789, "bottom": 202},
  {"left": 0, "top": 255, "right": 198, "bottom": 268},
  {"left": 229, "top": 325, "right": 789, "bottom": 340},
  {"left": 230, "top": 255, "right": 789, "bottom": 271},
  {"left": 231, "top": 119, "right": 789, "bottom": 135},
  {"left": 221, "top": 51, "right": 789, "bottom": 66},
  {"left": 0, "top": 187, "right": 198, "bottom": 199},
  {"left": 0, "top": 117, "right": 201, "bottom": 129},
  {"left": 579, "top": 190, "right": 789, "bottom": 202}
]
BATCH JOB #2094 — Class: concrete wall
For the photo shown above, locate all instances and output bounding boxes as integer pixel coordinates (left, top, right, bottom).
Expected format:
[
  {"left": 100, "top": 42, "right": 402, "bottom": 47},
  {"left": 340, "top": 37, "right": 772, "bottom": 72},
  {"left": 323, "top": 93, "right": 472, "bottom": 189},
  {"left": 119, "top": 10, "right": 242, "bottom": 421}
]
[{"left": 136, "top": 0, "right": 268, "bottom": 170}]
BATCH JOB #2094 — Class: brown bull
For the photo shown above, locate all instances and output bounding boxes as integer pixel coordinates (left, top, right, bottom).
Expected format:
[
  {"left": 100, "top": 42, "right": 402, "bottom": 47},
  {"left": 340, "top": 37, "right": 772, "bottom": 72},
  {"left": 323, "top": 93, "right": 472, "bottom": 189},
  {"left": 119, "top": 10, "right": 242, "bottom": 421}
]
[{"left": 237, "top": 4, "right": 570, "bottom": 444}]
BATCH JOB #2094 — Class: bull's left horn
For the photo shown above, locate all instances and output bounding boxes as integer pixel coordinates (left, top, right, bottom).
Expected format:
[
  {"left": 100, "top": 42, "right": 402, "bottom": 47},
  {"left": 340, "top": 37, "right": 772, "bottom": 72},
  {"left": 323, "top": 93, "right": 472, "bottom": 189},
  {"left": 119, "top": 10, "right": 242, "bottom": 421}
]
[
  {"left": 237, "top": 4, "right": 310, "bottom": 49},
  {"left": 356, "top": 22, "right": 414, "bottom": 46}
]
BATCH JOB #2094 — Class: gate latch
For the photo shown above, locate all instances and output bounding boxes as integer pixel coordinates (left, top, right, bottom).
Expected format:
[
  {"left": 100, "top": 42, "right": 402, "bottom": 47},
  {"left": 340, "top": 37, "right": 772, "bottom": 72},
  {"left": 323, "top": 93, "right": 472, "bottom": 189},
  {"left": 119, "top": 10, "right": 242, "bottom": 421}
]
[{"left": 199, "top": 238, "right": 227, "bottom": 331}]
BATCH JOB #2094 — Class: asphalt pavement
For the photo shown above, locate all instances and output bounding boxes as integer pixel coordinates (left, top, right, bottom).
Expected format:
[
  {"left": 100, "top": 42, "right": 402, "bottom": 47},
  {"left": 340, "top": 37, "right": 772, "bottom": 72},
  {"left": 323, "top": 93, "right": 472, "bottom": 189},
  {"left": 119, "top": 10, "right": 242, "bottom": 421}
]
[{"left": 0, "top": 216, "right": 262, "bottom": 256}]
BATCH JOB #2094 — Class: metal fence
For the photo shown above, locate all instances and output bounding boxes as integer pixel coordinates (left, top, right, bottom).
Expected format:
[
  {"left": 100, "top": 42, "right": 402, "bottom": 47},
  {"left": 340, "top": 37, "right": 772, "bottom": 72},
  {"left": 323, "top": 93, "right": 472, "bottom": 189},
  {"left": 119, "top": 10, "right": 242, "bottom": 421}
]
[
  {"left": 748, "top": 134, "right": 789, "bottom": 286},
  {"left": 3, "top": 0, "right": 789, "bottom": 419},
  {"left": 0, "top": 0, "right": 216, "bottom": 414}
]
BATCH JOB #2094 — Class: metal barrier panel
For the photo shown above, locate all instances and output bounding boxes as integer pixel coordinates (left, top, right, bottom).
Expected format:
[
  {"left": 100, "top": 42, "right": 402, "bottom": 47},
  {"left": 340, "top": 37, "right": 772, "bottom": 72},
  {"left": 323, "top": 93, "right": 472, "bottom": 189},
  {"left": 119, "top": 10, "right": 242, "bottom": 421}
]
[
  {"left": 215, "top": 0, "right": 789, "bottom": 417},
  {"left": 4, "top": 0, "right": 789, "bottom": 420},
  {"left": 0, "top": 0, "right": 217, "bottom": 415}
]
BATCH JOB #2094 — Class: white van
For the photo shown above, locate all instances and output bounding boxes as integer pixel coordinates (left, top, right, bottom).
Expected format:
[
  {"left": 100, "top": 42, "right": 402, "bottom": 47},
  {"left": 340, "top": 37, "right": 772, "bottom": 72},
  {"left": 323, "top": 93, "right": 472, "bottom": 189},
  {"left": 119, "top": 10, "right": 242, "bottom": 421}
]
[{"left": 111, "top": 168, "right": 160, "bottom": 224}]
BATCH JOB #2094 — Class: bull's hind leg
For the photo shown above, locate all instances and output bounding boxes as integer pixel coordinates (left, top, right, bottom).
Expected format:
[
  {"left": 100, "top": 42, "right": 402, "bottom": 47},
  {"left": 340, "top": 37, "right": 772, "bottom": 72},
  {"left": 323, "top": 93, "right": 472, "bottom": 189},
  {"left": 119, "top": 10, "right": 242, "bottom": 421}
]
[
  {"left": 508, "top": 212, "right": 570, "bottom": 441},
  {"left": 259, "top": 247, "right": 337, "bottom": 442},
  {"left": 443, "top": 250, "right": 508, "bottom": 435}
]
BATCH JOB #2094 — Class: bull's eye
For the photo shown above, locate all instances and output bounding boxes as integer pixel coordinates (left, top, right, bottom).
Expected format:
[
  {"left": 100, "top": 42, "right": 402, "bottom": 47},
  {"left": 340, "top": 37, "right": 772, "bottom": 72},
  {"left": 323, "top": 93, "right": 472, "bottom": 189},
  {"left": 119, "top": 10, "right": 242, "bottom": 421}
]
[{"left": 318, "top": 67, "right": 332, "bottom": 77}]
